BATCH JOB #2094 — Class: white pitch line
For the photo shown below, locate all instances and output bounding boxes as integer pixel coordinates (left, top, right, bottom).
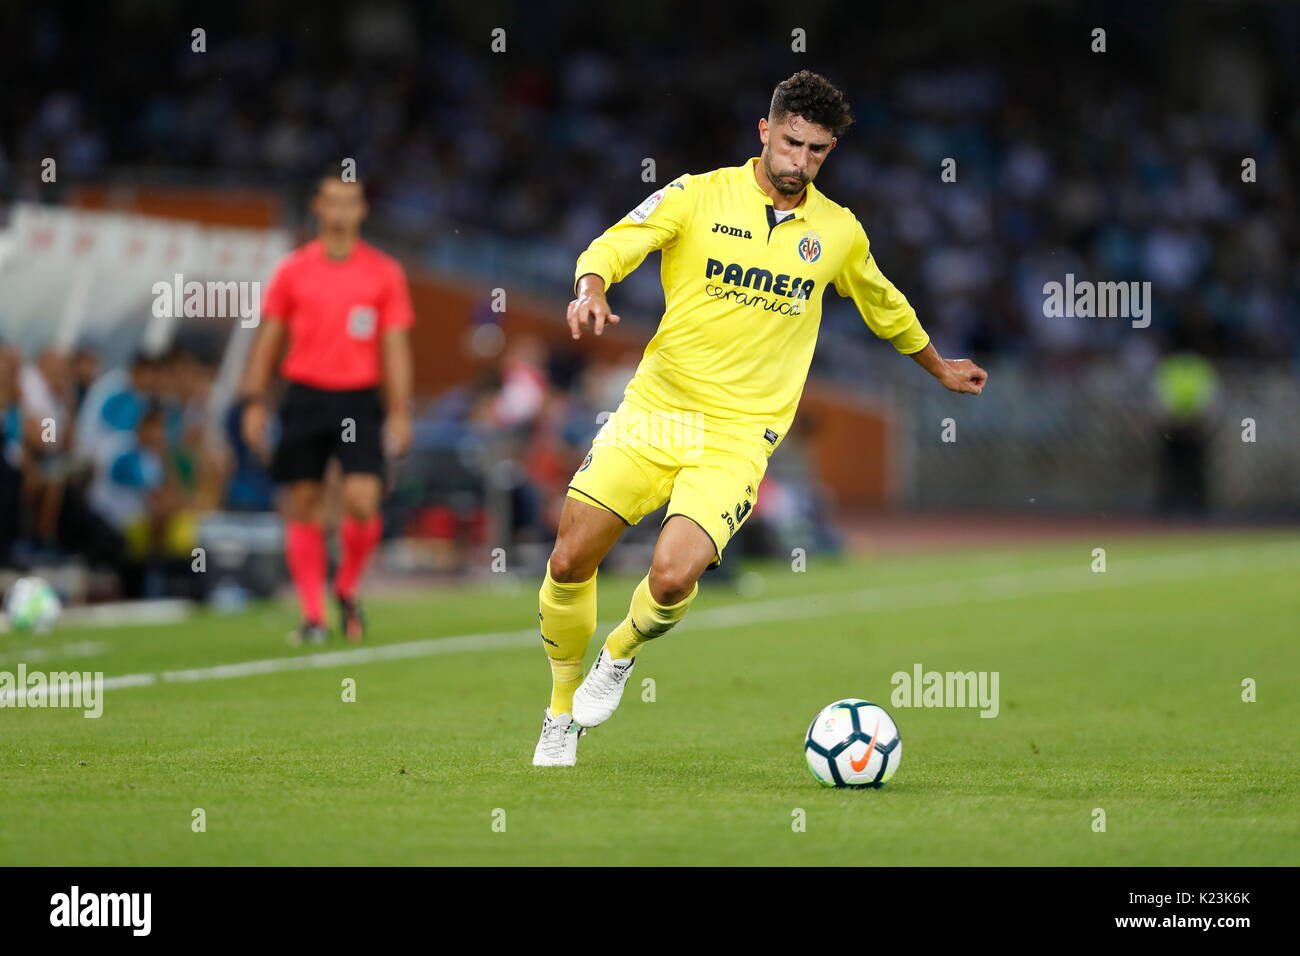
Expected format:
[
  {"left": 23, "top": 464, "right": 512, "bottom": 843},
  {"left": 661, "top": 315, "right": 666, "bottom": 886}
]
[
  {"left": 1, "top": 541, "right": 1294, "bottom": 703},
  {"left": 0, "top": 640, "right": 109, "bottom": 667},
  {"left": 160, "top": 629, "right": 537, "bottom": 684}
]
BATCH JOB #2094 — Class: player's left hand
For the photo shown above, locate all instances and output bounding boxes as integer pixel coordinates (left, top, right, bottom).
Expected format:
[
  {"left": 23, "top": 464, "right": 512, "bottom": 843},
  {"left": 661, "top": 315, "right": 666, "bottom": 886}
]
[
  {"left": 383, "top": 411, "right": 412, "bottom": 458},
  {"left": 938, "top": 358, "right": 987, "bottom": 395}
]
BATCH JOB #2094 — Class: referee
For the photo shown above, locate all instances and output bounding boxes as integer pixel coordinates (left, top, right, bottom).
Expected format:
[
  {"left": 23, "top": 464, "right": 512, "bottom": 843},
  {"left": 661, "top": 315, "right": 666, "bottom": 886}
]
[{"left": 241, "top": 172, "right": 414, "bottom": 645}]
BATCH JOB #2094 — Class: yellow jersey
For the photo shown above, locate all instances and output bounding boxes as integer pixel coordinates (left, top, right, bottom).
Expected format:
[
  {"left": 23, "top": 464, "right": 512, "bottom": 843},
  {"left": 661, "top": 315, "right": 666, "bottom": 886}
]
[{"left": 575, "top": 157, "right": 930, "bottom": 450}]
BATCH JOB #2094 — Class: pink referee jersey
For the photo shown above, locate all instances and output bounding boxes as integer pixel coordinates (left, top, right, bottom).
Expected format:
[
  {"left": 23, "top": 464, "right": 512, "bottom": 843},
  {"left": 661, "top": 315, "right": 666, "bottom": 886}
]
[{"left": 262, "top": 238, "right": 414, "bottom": 390}]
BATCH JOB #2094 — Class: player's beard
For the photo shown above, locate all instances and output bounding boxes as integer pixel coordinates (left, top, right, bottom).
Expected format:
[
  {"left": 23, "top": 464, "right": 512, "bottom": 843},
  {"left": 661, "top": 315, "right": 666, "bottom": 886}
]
[{"left": 763, "top": 153, "right": 807, "bottom": 195}]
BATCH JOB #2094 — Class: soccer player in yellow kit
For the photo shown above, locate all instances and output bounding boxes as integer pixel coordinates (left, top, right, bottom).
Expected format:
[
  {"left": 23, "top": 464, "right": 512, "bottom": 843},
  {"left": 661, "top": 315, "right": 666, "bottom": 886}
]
[{"left": 532, "top": 70, "right": 987, "bottom": 765}]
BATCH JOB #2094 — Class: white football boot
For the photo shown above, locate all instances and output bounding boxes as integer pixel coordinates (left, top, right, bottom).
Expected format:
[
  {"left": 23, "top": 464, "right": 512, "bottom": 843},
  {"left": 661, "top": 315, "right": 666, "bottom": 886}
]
[
  {"left": 531, "top": 709, "right": 585, "bottom": 766},
  {"left": 571, "top": 648, "right": 636, "bottom": 728}
]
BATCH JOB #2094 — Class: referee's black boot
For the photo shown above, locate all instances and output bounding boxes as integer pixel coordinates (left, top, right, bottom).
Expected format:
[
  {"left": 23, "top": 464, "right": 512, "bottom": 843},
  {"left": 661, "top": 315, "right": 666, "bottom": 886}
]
[
  {"left": 289, "top": 620, "right": 330, "bottom": 647},
  {"left": 335, "top": 592, "right": 367, "bottom": 644}
]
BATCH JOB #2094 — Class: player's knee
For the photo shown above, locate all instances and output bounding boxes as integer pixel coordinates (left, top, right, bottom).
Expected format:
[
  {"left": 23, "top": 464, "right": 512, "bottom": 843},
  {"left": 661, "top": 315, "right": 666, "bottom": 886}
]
[
  {"left": 284, "top": 485, "right": 322, "bottom": 522},
  {"left": 547, "top": 546, "right": 595, "bottom": 584},
  {"left": 341, "top": 493, "right": 377, "bottom": 519},
  {"left": 341, "top": 477, "right": 380, "bottom": 518},
  {"left": 648, "top": 561, "right": 697, "bottom": 606}
]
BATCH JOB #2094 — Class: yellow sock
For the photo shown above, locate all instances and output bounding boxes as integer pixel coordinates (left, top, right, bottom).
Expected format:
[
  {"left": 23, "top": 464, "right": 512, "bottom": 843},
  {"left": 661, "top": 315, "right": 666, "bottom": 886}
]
[
  {"left": 604, "top": 573, "right": 698, "bottom": 660},
  {"left": 538, "top": 561, "right": 597, "bottom": 715}
]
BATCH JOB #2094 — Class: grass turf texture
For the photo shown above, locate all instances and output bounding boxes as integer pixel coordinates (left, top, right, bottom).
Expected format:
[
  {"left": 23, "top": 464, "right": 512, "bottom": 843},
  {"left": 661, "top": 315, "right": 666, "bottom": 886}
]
[{"left": 2, "top": 531, "right": 1297, "bottom": 866}]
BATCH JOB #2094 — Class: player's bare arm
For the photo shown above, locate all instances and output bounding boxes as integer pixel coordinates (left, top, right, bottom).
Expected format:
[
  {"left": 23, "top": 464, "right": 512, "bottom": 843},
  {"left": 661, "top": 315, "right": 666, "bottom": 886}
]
[
  {"left": 239, "top": 318, "right": 288, "bottom": 455},
  {"left": 909, "top": 341, "right": 988, "bottom": 395},
  {"left": 567, "top": 273, "right": 621, "bottom": 339},
  {"left": 381, "top": 326, "right": 414, "bottom": 457}
]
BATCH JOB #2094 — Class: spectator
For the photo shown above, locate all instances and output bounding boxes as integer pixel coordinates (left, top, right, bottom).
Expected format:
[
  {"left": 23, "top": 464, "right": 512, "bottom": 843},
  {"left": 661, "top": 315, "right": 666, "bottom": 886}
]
[
  {"left": 19, "top": 347, "right": 75, "bottom": 556},
  {"left": 74, "top": 351, "right": 159, "bottom": 470},
  {"left": 88, "top": 402, "right": 200, "bottom": 598},
  {"left": 0, "top": 345, "right": 25, "bottom": 565}
]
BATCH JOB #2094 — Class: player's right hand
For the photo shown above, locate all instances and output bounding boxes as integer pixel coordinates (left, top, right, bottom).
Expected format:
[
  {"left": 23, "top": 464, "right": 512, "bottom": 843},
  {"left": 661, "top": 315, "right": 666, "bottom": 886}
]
[
  {"left": 567, "top": 291, "right": 620, "bottom": 339},
  {"left": 241, "top": 400, "right": 269, "bottom": 458},
  {"left": 938, "top": 358, "right": 988, "bottom": 395}
]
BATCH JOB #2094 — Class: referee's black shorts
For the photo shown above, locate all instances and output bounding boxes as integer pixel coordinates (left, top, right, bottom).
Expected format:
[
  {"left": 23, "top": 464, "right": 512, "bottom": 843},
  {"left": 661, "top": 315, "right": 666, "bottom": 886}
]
[{"left": 269, "top": 382, "right": 385, "bottom": 484}]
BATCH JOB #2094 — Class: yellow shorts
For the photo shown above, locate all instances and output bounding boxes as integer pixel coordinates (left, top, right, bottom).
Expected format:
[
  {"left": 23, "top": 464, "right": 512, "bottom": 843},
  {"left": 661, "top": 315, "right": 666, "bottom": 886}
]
[{"left": 566, "top": 398, "right": 771, "bottom": 568}]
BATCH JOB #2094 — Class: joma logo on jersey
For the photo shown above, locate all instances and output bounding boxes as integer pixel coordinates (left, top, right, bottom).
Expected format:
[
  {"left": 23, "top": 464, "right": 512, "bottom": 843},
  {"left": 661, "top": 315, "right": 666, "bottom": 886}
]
[
  {"left": 711, "top": 222, "right": 753, "bottom": 238},
  {"left": 704, "top": 258, "right": 816, "bottom": 299}
]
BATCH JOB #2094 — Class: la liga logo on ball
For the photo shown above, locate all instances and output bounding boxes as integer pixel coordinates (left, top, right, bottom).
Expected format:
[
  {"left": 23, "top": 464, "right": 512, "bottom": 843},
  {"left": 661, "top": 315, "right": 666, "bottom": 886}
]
[
  {"left": 797, "top": 232, "right": 822, "bottom": 263},
  {"left": 804, "top": 698, "right": 902, "bottom": 788}
]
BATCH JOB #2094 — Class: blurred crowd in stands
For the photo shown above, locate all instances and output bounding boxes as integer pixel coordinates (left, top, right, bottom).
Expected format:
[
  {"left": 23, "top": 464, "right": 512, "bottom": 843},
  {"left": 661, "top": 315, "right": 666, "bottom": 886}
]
[
  {"left": 0, "top": 344, "right": 217, "bottom": 597},
  {"left": 1, "top": 2, "right": 1294, "bottom": 598},
  {"left": 6, "top": 2, "right": 1297, "bottom": 377},
  {"left": 0, "top": 328, "right": 838, "bottom": 597}
]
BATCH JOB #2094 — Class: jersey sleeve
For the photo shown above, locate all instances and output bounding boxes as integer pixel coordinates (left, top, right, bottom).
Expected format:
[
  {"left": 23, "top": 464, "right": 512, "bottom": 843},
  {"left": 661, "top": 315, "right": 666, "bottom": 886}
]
[
  {"left": 833, "top": 219, "right": 930, "bottom": 355},
  {"left": 574, "top": 175, "right": 693, "bottom": 293},
  {"left": 261, "top": 257, "right": 294, "bottom": 323},
  {"left": 380, "top": 261, "right": 415, "bottom": 331}
]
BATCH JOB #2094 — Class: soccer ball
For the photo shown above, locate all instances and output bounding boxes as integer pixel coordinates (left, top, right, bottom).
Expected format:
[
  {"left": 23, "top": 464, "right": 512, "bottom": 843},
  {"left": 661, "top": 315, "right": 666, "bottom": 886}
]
[
  {"left": 804, "top": 698, "right": 902, "bottom": 788},
  {"left": 5, "top": 577, "right": 63, "bottom": 633}
]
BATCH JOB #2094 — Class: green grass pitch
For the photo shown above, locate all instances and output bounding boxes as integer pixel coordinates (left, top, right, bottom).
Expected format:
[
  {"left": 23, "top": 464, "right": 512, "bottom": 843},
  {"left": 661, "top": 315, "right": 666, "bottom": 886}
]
[{"left": 2, "top": 531, "right": 1297, "bottom": 866}]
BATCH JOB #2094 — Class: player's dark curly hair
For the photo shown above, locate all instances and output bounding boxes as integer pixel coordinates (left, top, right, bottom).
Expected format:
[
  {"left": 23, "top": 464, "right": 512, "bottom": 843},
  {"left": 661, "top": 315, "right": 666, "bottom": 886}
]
[{"left": 769, "top": 70, "right": 854, "bottom": 137}]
